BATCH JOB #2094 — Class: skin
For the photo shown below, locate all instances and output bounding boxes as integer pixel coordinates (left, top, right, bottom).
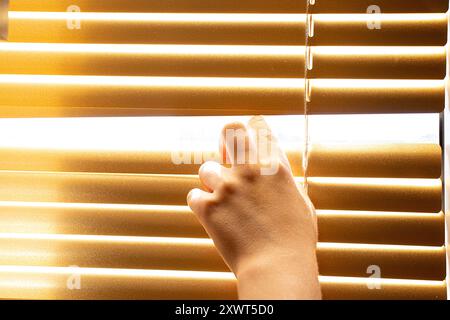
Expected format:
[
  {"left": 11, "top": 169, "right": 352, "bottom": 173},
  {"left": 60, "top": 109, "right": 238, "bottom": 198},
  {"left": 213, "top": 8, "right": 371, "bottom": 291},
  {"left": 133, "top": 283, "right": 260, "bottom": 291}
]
[{"left": 187, "top": 116, "right": 321, "bottom": 300}]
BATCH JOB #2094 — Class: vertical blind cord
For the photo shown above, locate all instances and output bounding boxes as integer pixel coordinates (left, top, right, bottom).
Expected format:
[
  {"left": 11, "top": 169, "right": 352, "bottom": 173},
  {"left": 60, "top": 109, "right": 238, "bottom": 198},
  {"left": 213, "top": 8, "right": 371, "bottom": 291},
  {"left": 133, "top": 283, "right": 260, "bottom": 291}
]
[{"left": 303, "top": 0, "right": 313, "bottom": 194}]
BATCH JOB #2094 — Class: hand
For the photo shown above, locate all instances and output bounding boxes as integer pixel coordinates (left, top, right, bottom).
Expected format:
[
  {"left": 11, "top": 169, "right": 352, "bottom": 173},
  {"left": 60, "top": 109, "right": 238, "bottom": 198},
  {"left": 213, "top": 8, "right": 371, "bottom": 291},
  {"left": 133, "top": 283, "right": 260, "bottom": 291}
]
[{"left": 187, "top": 116, "right": 321, "bottom": 299}]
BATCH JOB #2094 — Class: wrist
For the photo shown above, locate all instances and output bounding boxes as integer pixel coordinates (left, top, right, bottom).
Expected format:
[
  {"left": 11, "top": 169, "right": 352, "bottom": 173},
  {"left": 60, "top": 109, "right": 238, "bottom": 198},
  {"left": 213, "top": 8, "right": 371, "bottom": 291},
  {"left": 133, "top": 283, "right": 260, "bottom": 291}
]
[
  {"left": 235, "top": 250, "right": 321, "bottom": 299},
  {"left": 236, "top": 247, "right": 318, "bottom": 279}
]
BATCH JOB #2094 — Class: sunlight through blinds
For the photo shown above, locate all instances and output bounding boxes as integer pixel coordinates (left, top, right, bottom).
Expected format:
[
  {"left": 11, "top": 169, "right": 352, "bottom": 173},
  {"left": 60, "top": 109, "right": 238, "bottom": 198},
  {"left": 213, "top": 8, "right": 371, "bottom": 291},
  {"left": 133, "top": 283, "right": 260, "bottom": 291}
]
[{"left": 0, "top": 0, "right": 447, "bottom": 299}]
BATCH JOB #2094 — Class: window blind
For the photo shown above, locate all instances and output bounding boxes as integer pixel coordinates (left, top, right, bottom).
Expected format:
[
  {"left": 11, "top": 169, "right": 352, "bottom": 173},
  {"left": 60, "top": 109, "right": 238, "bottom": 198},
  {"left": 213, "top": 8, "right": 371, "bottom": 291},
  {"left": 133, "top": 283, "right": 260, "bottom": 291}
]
[{"left": 0, "top": 0, "right": 447, "bottom": 299}]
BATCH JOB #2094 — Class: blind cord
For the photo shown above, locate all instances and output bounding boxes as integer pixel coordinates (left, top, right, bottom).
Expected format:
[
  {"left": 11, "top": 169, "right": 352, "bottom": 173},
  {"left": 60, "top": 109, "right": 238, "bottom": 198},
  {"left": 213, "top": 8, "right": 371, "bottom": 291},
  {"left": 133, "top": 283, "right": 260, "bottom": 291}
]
[{"left": 303, "top": 0, "right": 314, "bottom": 193}]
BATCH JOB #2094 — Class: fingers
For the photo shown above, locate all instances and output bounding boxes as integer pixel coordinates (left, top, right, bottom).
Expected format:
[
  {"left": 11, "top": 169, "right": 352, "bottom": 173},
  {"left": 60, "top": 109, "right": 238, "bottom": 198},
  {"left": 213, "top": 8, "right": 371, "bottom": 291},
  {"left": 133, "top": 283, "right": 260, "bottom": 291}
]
[
  {"left": 199, "top": 161, "right": 225, "bottom": 192},
  {"left": 247, "top": 115, "right": 272, "bottom": 164},
  {"left": 187, "top": 188, "right": 214, "bottom": 216},
  {"left": 248, "top": 115, "right": 291, "bottom": 171},
  {"left": 220, "top": 121, "right": 254, "bottom": 166},
  {"left": 218, "top": 116, "right": 292, "bottom": 174}
]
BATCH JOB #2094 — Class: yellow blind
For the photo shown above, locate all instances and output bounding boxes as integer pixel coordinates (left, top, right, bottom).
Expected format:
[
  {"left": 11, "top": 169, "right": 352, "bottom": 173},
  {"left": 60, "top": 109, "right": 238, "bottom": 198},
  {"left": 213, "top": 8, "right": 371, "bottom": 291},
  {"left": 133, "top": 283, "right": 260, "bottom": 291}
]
[
  {"left": 1, "top": 1, "right": 448, "bottom": 116},
  {"left": 0, "top": 0, "right": 447, "bottom": 299}
]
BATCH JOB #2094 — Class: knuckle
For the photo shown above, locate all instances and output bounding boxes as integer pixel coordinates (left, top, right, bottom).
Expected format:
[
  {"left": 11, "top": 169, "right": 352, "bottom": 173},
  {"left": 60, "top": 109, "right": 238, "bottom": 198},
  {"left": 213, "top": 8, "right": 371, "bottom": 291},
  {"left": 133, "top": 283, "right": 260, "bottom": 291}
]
[
  {"left": 202, "top": 197, "right": 221, "bottom": 216},
  {"left": 238, "top": 164, "right": 260, "bottom": 182},
  {"left": 217, "top": 178, "right": 239, "bottom": 197}
]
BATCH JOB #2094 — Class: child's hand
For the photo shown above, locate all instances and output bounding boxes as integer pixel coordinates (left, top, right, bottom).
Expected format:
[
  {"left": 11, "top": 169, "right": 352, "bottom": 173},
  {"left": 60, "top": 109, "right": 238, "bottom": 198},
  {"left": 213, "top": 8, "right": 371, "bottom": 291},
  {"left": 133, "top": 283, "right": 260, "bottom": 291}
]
[{"left": 187, "top": 116, "right": 321, "bottom": 299}]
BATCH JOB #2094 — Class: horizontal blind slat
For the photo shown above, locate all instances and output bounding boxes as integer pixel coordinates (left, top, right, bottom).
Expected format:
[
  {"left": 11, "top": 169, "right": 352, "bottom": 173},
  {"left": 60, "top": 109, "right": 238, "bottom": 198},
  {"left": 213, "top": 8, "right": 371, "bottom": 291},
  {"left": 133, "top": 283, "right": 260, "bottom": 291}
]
[
  {"left": 308, "top": 79, "right": 445, "bottom": 114},
  {"left": 8, "top": 13, "right": 448, "bottom": 46},
  {"left": 320, "top": 277, "right": 446, "bottom": 300},
  {"left": 0, "top": 266, "right": 239, "bottom": 300},
  {"left": 0, "top": 144, "right": 442, "bottom": 178},
  {"left": 311, "top": 14, "right": 448, "bottom": 46},
  {"left": 9, "top": 0, "right": 449, "bottom": 13},
  {"left": 0, "top": 203, "right": 443, "bottom": 245},
  {"left": 317, "top": 211, "right": 445, "bottom": 246},
  {"left": 0, "top": 266, "right": 446, "bottom": 299},
  {"left": 311, "top": 46, "right": 446, "bottom": 79},
  {"left": 0, "top": 234, "right": 445, "bottom": 280},
  {"left": 0, "top": 172, "right": 441, "bottom": 212},
  {"left": 0, "top": 76, "right": 444, "bottom": 115},
  {"left": 306, "top": 144, "right": 442, "bottom": 178},
  {"left": 0, "top": 44, "right": 445, "bottom": 79},
  {"left": 308, "top": 177, "right": 442, "bottom": 213}
]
